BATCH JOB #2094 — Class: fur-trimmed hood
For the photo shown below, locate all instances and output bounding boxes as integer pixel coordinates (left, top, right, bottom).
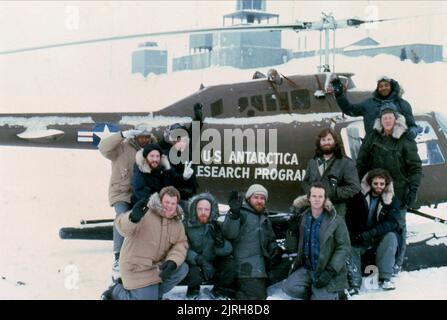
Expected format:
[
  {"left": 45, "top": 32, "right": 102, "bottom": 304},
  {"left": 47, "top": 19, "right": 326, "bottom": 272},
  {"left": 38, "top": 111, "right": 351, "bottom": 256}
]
[
  {"left": 360, "top": 174, "right": 395, "bottom": 205},
  {"left": 135, "top": 149, "right": 158, "bottom": 173},
  {"left": 291, "top": 195, "right": 335, "bottom": 215},
  {"left": 187, "top": 192, "right": 219, "bottom": 227},
  {"left": 373, "top": 78, "right": 404, "bottom": 101},
  {"left": 147, "top": 192, "right": 184, "bottom": 221},
  {"left": 373, "top": 113, "right": 408, "bottom": 139}
]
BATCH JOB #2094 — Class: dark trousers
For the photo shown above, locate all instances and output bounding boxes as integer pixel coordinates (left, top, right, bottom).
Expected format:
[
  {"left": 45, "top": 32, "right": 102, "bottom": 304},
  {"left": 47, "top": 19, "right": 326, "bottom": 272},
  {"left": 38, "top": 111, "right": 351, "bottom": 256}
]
[
  {"left": 184, "top": 256, "right": 236, "bottom": 294},
  {"left": 235, "top": 278, "right": 267, "bottom": 300},
  {"left": 348, "top": 232, "right": 398, "bottom": 288}
]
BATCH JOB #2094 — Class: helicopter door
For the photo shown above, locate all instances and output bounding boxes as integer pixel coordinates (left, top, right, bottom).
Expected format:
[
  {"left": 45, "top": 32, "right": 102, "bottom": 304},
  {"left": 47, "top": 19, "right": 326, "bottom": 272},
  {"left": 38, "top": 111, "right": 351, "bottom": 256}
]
[
  {"left": 415, "top": 121, "right": 445, "bottom": 166},
  {"left": 340, "top": 121, "right": 365, "bottom": 161}
]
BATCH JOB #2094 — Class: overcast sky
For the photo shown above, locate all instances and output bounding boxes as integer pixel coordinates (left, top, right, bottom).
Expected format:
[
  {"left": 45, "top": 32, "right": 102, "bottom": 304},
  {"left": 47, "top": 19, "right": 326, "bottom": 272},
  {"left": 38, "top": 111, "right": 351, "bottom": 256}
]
[{"left": 1, "top": 1, "right": 446, "bottom": 52}]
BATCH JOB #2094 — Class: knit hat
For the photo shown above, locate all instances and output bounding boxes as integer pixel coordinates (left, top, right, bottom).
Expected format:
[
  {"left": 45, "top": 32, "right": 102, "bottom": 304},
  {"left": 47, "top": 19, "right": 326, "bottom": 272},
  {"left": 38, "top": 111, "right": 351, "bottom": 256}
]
[
  {"left": 379, "top": 102, "right": 398, "bottom": 117},
  {"left": 142, "top": 143, "right": 162, "bottom": 158},
  {"left": 245, "top": 184, "right": 268, "bottom": 200}
]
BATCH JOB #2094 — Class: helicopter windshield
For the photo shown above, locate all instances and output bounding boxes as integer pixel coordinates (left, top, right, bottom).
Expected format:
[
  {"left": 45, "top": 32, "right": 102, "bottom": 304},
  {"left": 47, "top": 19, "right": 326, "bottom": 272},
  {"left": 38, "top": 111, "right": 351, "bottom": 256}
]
[
  {"left": 435, "top": 112, "right": 447, "bottom": 140},
  {"left": 415, "top": 120, "right": 445, "bottom": 166}
]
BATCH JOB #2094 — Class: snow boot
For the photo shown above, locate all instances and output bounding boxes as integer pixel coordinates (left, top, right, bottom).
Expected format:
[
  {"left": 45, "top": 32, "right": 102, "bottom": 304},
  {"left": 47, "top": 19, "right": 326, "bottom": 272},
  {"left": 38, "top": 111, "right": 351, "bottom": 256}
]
[
  {"left": 186, "top": 286, "right": 200, "bottom": 299},
  {"left": 379, "top": 279, "right": 396, "bottom": 291},
  {"left": 101, "top": 282, "right": 118, "bottom": 300}
]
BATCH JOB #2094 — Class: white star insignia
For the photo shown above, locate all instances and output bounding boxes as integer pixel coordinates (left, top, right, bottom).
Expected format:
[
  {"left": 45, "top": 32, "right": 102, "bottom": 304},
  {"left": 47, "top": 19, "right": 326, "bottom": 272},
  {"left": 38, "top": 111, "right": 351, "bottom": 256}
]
[{"left": 93, "top": 124, "right": 114, "bottom": 141}]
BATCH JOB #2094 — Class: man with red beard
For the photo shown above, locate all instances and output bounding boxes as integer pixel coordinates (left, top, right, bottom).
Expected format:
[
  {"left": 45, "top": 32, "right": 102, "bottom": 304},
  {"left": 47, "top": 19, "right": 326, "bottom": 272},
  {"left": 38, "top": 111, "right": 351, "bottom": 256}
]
[{"left": 303, "top": 128, "right": 361, "bottom": 217}]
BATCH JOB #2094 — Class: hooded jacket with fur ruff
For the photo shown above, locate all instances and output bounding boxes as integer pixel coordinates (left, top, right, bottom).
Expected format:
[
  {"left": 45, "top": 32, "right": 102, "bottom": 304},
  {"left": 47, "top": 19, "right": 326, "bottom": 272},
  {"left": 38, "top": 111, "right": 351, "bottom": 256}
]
[
  {"left": 115, "top": 192, "right": 188, "bottom": 290},
  {"left": 335, "top": 78, "right": 417, "bottom": 136},
  {"left": 286, "top": 195, "right": 350, "bottom": 293},
  {"left": 356, "top": 114, "right": 422, "bottom": 208}
]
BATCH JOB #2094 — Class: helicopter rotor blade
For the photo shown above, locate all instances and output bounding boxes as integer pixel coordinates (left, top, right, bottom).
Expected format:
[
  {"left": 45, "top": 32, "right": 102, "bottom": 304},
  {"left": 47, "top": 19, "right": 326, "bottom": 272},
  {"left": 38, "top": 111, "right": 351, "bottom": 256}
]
[
  {"left": 0, "top": 23, "right": 308, "bottom": 56},
  {"left": 1, "top": 13, "right": 444, "bottom": 56}
]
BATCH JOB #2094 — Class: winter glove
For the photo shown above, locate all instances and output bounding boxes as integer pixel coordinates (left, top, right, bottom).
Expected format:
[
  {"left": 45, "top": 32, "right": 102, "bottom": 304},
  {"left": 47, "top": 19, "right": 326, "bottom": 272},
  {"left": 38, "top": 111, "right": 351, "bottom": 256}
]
[
  {"left": 405, "top": 191, "right": 417, "bottom": 208},
  {"left": 228, "top": 190, "right": 243, "bottom": 220},
  {"left": 159, "top": 260, "right": 177, "bottom": 281},
  {"left": 209, "top": 220, "right": 225, "bottom": 248},
  {"left": 121, "top": 129, "right": 142, "bottom": 139},
  {"left": 314, "top": 266, "right": 337, "bottom": 288},
  {"left": 160, "top": 155, "right": 171, "bottom": 170},
  {"left": 193, "top": 102, "right": 204, "bottom": 122},
  {"left": 351, "top": 234, "right": 363, "bottom": 246},
  {"left": 183, "top": 161, "right": 194, "bottom": 180},
  {"left": 195, "top": 254, "right": 205, "bottom": 266},
  {"left": 129, "top": 198, "right": 149, "bottom": 223},
  {"left": 270, "top": 247, "right": 284, "bottom": 267},
  {"left": 201, "top": 260, "right": 215, "bottom": 281},
  {"left": 330, "top": 78, "right": 344, "bottom": 97},
  {"left": 406, "top": 126, "right": 422, "bottom": 141},
  {"left": 359, "top": 231, "right": 374, "bottom": 242}
]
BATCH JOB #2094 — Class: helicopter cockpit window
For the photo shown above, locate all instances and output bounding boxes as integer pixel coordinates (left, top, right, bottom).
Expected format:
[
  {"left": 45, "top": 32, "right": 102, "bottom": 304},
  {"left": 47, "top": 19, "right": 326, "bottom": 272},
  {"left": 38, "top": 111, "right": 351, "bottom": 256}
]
[
  {"left": 291, "top": 90, "right": 310, "bottom": 109},
  {"left": 238, "top": 97, "right": 249, "bottom": 113},
  {"left": 211, "top": 99, "right": 223, "bottom": 117},
  {"left": 415, "top": 121, "right": 445, "bottom": 166},
  {"left": 251, "top": 95, "right": 264, "bottom": 112},
  {"left": 265, "top": 94, "right": 277, "bottom": 111}
]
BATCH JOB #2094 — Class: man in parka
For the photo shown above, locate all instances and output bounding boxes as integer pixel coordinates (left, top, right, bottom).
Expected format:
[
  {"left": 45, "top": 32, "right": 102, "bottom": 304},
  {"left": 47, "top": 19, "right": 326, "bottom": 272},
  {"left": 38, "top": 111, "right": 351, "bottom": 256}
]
[
  {"left": 98, "top": 124, "right": 156, "bottom": 280},
  {"left": 345, "top": 169, "right": 402, "bottom": 292},
  {"left": 283, "top": 183, "right": 351, "bottom": 300},
  {"left": 131, "top": 143, "right": 179, "bottom": 203},
  {"left": 356, "top": 104, "right": 422, "bottom": 271},
  {"left": 157, "top": 103, "right": 204, "bottom": 210},
  {"left": 303, "top": 128, "right": 361, "bottom": 217},
  {"left": 222, "top": 184, "right": 284, "bottom": 300},
  {"left": 101, "top": 186, "right": 189, "bottom": 300},
  {"left": 183, "top": 193, "right": 235, "bottom": 299},
  {"left": 331, "top": 76, "right": 420, "bottom": 140}
]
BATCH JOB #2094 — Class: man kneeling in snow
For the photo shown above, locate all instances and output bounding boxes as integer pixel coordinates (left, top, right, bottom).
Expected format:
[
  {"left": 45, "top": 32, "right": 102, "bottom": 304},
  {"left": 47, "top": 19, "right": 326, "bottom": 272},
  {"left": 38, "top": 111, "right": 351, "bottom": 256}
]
[
  {"left": 183, "top": 193, "right": 235, "bottom": 299},
  {"left": 282, "top": 183, "right": 350, "bottom": 300},
  {"left": 101, "top": 186, "right": 189, "bottom": 300},
  {"left": 345, "top": 169, "right": 402, "bottom": 291}
]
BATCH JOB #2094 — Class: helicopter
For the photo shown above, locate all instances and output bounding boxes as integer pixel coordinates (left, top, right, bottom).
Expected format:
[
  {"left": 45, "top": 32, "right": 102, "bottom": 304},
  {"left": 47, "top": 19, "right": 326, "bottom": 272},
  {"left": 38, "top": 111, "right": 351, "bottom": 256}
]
[{"left": 1, "top": 13, "right": 447, "bottom": 272}]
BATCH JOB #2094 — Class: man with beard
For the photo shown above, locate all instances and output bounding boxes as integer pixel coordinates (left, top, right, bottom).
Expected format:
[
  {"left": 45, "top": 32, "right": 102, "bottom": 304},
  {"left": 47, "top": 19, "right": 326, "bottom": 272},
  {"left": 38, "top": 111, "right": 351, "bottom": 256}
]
[
  {"left": 98, "top": 124, "right": 156, "bottom": 281},
  {"left": 345, "top": 169, "right": 402, "bottom": 291},
  {"left": 222, "top": 185, "right": 284, "bottom": 300},
  {"left": 331, "top": 76, "right": 420, "bottom": 140},
  {"left": 131, "top": 143, "right": 179, "bottom": 203},
  {"left": 356, "top": 104, "right": 422, "bottom": 275},
  {"left": 183, "top": 193, "right": 235, "bottom": 299},
  {"left": 302, "top": 128, "right": 361, "bottom": 217}
]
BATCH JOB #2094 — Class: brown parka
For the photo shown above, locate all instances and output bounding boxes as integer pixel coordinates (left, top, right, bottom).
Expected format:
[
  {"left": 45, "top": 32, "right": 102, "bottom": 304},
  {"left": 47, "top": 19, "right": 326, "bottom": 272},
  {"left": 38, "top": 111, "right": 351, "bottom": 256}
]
[{"left": 115, "top": 192, "right": 188, "bottom": 290}]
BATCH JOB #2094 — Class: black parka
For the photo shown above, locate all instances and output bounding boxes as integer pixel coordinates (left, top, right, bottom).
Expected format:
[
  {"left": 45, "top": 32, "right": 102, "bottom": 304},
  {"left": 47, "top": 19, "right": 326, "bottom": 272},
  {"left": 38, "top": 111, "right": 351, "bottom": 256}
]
[
  {"left": 336, "top": 79, "right": 417, "bottom": 136},
  {"left": 356, "top": 114, "right": 422, "bottom": 208}
]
